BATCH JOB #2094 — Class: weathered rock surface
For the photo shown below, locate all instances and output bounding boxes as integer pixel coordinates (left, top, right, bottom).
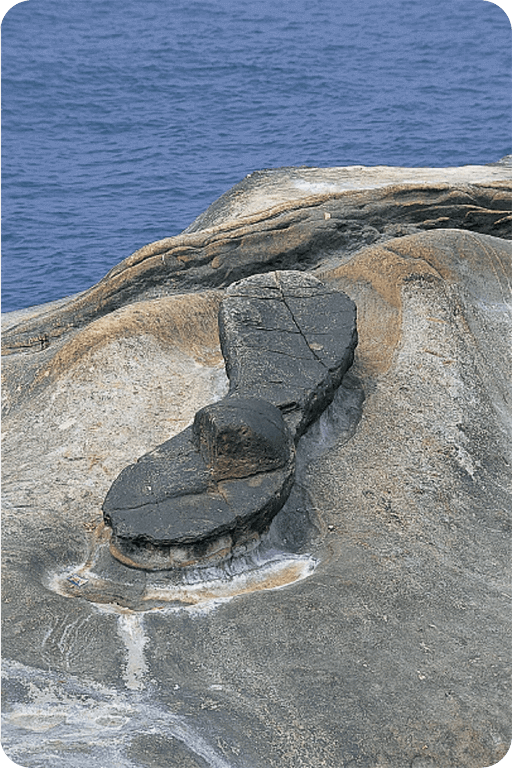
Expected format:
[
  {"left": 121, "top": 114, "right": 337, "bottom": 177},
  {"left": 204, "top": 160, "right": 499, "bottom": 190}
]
[
  {"left": 2, "top": 165, "right": 510, "bottom": 362},
  {"left": 103, "top": 421, "right": 295, "bottom": 570},
  {"left": 219, "top": 270, "right": 357, "bottom": 436},
  {"left": 102, "top": 272, "right": 356, "bottom": 569},
  {"left": 194, "top": 397, "right": 290, "bottom": 480},
  {"left": 2, "top": 163, "right": 511, "bottom": 768}
]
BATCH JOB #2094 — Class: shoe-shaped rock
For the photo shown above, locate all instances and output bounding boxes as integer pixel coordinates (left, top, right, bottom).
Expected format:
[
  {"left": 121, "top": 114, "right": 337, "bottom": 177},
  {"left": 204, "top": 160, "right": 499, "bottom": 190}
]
[
  {"left": 103, "top": 398, "right": 295, "bottom": 570},
  {"left": 103, "top": 271, "right": 357, "bottom": 570}
]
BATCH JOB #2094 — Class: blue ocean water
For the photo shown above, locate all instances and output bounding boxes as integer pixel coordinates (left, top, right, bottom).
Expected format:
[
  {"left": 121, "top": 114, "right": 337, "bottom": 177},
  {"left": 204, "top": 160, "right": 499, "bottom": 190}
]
[{"left": 1, "top": 0, "right": 511, "bottom": 312}]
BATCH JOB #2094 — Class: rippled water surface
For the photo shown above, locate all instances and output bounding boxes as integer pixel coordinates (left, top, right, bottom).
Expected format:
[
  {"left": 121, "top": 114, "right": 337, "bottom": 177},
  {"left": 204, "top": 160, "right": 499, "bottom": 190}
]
[{"left": 2, "top": 0, "right": 511, "bottom": 311}]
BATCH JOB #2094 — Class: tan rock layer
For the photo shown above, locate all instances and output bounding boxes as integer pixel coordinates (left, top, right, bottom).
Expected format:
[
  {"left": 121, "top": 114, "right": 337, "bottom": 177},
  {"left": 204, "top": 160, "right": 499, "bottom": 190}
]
[
  {"left": 323, "top": 228, "right": 512, "bottom": 375},
  {"left": 1, "top": 292, "right": 224, "bottom": 415},
  {"left": 2, "top": 182, "right": 510, "bottom": 356}
]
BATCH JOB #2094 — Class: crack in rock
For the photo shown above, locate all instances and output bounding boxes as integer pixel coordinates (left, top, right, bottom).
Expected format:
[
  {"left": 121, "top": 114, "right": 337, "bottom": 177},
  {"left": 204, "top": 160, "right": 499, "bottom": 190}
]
[{"left": 103, "top": 270, "right": 357, "bottom": 569}]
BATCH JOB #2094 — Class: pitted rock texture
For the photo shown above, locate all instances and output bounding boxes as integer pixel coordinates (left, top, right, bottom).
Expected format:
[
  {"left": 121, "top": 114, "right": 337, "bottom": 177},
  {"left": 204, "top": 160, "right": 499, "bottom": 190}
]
[
  {"left": 194, "top": 397, "right": 291, "bottom": 480},
  {"left": 102, "top": 271, "right": 357, "bottom": 569}
]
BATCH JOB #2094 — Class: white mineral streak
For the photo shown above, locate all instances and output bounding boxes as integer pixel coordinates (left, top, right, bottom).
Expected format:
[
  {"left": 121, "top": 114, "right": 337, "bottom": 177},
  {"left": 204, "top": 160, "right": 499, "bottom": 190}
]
[
  {"left": 116, "top": 613, "right": 148, "bottom": 691},
  {"left": 143, "top": 552, "right": 318, "bottom": 614},
  {"left": 49, "top": 549, "right": 317, "bottom": 615},
  {"left": 2, "top": 659, "right": 237, "bottom": 768}
]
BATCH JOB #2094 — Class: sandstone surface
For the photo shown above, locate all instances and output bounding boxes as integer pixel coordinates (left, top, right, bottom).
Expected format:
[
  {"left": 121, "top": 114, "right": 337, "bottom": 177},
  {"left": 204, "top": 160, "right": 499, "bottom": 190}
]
[{"left": 2, "top": 162, "right": 512, "bottom": 768}]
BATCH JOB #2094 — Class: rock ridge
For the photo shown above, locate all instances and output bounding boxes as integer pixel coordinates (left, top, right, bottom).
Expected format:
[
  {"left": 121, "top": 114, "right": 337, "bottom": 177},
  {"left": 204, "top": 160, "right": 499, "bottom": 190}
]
[{"left": 2, "top": 179, "right": 510, "bottom": 357}]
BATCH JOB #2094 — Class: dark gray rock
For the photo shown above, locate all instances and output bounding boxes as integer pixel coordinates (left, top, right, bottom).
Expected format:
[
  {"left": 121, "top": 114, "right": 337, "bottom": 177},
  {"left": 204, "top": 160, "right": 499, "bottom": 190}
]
[
  {"left": 102, "top": 271, "right": 357, "bottom": 569},
  {"left": 103, "top": 428, "right": 212, "bottom": 513},
  {"left": 194, "top": 397, "right": 291, "bottom": 480},
  {"left": 103, "top": 420, "right": 295, "bottom": 569},
  {"left": 219, "top": 270, "right": 357, "bottom": 437}
]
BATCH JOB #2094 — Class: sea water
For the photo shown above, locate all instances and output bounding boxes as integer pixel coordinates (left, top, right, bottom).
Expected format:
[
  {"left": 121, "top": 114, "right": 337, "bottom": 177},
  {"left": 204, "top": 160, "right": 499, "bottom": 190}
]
[{"left": 1, "top": 0, "right": 511, "bottom": 312}]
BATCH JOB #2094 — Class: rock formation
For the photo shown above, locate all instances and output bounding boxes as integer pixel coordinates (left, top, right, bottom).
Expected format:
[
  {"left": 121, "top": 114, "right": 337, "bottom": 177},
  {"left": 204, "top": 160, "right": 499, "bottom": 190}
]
[
  {"left": 2, "top": 162, "right": 511, "bottom": 768},
  {"left": 102, "top": 271, "right": 357, "bottom": 569}
]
